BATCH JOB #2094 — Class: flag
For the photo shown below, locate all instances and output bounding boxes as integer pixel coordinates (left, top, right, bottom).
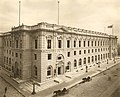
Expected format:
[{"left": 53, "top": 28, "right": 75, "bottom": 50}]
[{"left": 107, "top": 25, "right": 113, "bottom": 28}]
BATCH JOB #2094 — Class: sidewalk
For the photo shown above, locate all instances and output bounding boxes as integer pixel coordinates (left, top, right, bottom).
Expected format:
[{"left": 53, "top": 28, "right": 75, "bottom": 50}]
[
  {"left": 1, "top": 58, "right": 120, "bottom": 97},
  {"left": 30, "top": 58, "right": 120, "bottom": 97}
]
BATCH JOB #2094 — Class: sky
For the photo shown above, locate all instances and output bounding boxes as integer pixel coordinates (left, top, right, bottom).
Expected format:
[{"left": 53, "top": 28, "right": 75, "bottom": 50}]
[{"left": 0, "top": 0, "right": 120, "bottom": 34}]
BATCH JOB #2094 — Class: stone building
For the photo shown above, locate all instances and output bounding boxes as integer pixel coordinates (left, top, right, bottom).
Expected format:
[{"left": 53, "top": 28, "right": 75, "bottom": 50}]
[{"left": 0, "top": 22, "right": 118, "bottom": 83}]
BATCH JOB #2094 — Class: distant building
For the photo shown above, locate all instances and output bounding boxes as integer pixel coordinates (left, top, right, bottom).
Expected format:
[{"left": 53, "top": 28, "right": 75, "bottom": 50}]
[{"left": 0, "top": 22, "right": 118, "bottom": 83}]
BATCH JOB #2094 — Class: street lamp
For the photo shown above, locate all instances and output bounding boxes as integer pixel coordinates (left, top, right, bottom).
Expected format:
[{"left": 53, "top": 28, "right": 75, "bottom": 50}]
[
  {"left": 113, "top": 49, "right": 116, "bottom": 63},
  {"left": 31, "top": 82, "right": 36, "bottom": 95},
  {"left": 31, "top": 81, "right": 40, "bottom": 95},
  {"left": 98, "top": 62, "right": 100, "bottom": 68},
  {"left": 86, "top": 65, "right": 88, "bottom": 72},
  {"left": 3, "top": 87, "right": 7, "bottom": 97},
  {"left": 107, "top": 59, "right": 108, "bottom": 64}
]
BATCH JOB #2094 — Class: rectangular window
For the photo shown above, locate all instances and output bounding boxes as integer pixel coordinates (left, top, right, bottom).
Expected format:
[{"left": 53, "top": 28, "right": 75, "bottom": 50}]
[
  {"left": 67, "top": 52, "right": 70, "bottom": 57},
  {"left": 9, "top": 58, "right": 11, "bottom": 64},
  {"left": 92, "top": 56, "right": 94, "bottom": 62},
  {"left": 47, "top": 40, "right": 51, "bottom": 49},
  {"left": 98, "top": 41, "right": 99, "bottom": 46},
  {"left": 91, "top": 41, "right": 93, "bottom": 46},
  {"left": 79, "top": 41, "right": 81, "bottom": 47},
  {"left": 20, "top": 53, "right": 22, "bottom": 59},
  {"left": 4, "top": 56, "right": 5, "bottom": 63},
  {"left": 20, "top": 40, "right": 22, "bottom": 48},
  {"left": 74, "top": 51, "right": 76, "bottom": 55},
  {"left": 79, "top": 50, "right": 81, "bottom": 55},
  {"left": 95, "top": 49, "right": 97, "bottom": 52},
  {"left": 34, "top": 54, "right": 37, "bottom": 60},
  {"left": 10, "top": 41, "right": 11, "bottom": 47},
  {"left": 74, "top": 41, "right": 76, "bottom": 47},
  {"left": 58, "top": 40, "right": 62, "bottom": 48},
  {"left": 101, "top": 41, "right": 102, "bottom": 46},
  {"left": 88, "top": 41, "right": 90, "bottom": 47},
  {"left": 7, "top": 57, "right": 8, "bottom": 64},
  {"left": 84, "top": 50, "right": 86, "bottom": 54},
  {"left": 92, "top": 49, "right": 94, "bottom": 53},
  {"left": 48, "top": 54, "right": 52, "bottom": 60},
  {"left": 67, "top": 40, "right": 70, "bottom": 48},
  {"left": 88, "top": 57, "right": 90, "bottom": 63},
  {"left": 98, "top": 49, "right": 100, "bottom": 52},
  {"left": 95, "top": 41, "right": 96, "bottom": 46},
  {"left": 16, "top": 53, "right": 18, "bottom": 57},
  {"left": 35, "top": 39, "right": 38, "bottom": 49},
  {"left": 9, "top": 50, "right": 11, "bottom": 55},
  {"left": 84, "top": 41, "right": 85, "bottom": 47},
  {"left": 16, "top": 40, "right": 18, "bottom": 48},
  {"left": 88, "top": 49, "right": 90, "bottom": 53}
]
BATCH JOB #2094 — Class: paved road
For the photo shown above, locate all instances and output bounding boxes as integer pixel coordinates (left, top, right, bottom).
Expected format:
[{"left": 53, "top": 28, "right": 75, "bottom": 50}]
[
  {"left": 60, "top": 63, "right": 120, "bottom": 97},
  {"left": 0, "top": 76, "right": 24, "bottom": 97}
]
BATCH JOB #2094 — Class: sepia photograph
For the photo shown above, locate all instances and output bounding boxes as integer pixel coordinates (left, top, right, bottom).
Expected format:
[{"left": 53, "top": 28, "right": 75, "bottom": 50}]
[{"left": 0, "top": 0, "right": 120, "bottom": 97}]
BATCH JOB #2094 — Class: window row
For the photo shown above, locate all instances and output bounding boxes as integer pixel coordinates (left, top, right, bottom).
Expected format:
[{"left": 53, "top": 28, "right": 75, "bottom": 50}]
[
  {"left": 47, "top": 39, "right": 111, "bottom": 49},
  {"left": 4, "top": 52, "right": 22, "bottom": 59},
  {"left": 4, "top": 40, "right": 22, "bottom": 48}
]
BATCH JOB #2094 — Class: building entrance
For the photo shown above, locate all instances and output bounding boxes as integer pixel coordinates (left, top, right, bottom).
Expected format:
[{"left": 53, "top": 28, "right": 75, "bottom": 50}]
[{"left": 58, "top": 67, "right": 61, "bottom": 75}]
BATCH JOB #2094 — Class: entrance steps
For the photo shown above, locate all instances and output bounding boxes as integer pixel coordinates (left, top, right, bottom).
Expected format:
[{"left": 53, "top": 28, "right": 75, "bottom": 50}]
[
  {"left": 19, "top": 80, "right": 58, "bottom": 93},
  {"left": 54, "top": 75, "right": 73, "bottom": 83}
]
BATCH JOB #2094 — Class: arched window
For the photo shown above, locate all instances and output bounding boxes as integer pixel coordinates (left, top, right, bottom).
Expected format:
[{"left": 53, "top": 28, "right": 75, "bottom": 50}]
[
  {"left": 66, "top": 62, "right": 71, "bottom": 72},
  {"left": 92, "top": 56, "right": 94, "bottom": 62},
  {"left": 79, "top": 58, "right": 82, "bottom": 66},
  {"left": 84, "top": 58, "right": 86, "bottom": 64},
  {"left": 95, "top": 55, "right": 97, "bottom": 62},
  {"left": 98, "top": 55, "right": 100, "bottom": 61},
  {"left": 88, "top": 57, "right": 90, "bottom": 63},
  {"left": 34, "top": 65, "right": 37, "bottom": 77},
  {"left": 101, "top": 54, "right": 102, "bottom": 60},
  {"left": 74, "top": 59, "right": 77, "bottom": 68},
  {"left": 103, "top": 54, "right": 105, "bottom": 59},
  {"left": 47, "top": 66, "right": 52, "bottom": 76}
]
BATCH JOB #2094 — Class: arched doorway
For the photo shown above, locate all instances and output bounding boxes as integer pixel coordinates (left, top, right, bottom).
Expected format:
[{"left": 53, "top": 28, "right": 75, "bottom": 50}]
[
  {"left": 56, "top": 54, "right": 64, "bottom": 76},
  {"left": 57, "top": 61, "right": 64, "bottom": 75}
]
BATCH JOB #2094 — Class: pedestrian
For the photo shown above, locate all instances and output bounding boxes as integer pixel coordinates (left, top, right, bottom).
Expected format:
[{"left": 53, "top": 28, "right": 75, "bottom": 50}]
[
  {"left": 5, "top": 87, "right": 7, "bottom": 93},
  {"left": 3, "top": 94, "right": 6, "bottom": 97}
]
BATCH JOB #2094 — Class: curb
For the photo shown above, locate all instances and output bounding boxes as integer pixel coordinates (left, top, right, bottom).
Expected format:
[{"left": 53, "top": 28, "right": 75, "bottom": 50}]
[
  {"left": 46, "top": 60, "right": 120, "bottom": 97},
  {"left": 0, "top": 74, "right": 28, "bottom": 97}
]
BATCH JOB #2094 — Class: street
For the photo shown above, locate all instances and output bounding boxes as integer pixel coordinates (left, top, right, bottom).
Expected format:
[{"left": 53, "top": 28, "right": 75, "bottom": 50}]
[
  {"left": 61, "top": 63, "right": 120, "bottom": 97},
  {"left": 0, "top": 62, "right": 120, "bottom": 97},
  {"left": 0, "top": 76, "right": 24, "bottom": 97}
]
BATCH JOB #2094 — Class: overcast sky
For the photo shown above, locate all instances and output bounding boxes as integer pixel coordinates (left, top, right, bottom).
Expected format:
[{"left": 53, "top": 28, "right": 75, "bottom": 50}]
[{"left": 0, "top": 0, "right": 120, "bottom": 33}]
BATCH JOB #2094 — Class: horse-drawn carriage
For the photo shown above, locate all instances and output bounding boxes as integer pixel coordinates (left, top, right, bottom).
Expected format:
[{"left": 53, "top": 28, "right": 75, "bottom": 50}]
[
  {"left": 53, "top": 88, "right": 69, "bottom": 97},
  {"left": 82, "top": 76, "right": 92, "bottom": 83}
]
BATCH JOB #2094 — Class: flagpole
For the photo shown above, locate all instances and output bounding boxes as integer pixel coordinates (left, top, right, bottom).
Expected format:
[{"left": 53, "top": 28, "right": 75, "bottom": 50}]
[
  {"left": 58, "top": 0, "right": 60, "bottom": 25},
  {"left": 19, "top": 1, "right": 21, "bottom": 27},
  {"left": 112, "top": 25, "right": 113, "bottom": 35}
]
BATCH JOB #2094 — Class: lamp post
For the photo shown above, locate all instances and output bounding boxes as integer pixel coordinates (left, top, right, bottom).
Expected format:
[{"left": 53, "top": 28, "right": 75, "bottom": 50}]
[
  {"left": 86, "top": 65, "right": 88, "bottom": 72},
  {"left": 98, "top": 62, "right": 100, "bottom": 68},
  {"left": 107, "top": 59, "right": 108, "bottom": 64},
  {"left": 32, "top": 83, "right": 36, "bottom": 95},
  {"left": 3, "top": 87, "right": 7, "bottom": 97},
  {"left": 31, "top": 81, "right": 40, "bottom": 95},
  {"left": 113, "top": 49, "right": 116, "bottom": 63}
]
